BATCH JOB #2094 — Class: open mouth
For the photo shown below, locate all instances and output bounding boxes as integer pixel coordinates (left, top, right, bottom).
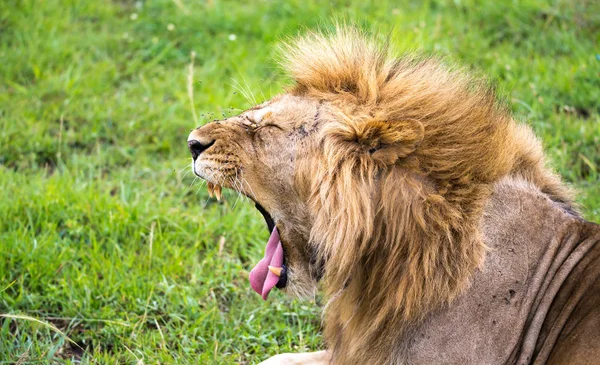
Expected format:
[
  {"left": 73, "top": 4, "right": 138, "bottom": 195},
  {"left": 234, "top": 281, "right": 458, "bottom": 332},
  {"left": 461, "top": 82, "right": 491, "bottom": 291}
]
[
  {"left": 202, "top": 182, "right": 287, "bottom": 299},
  {"left": 249, "top": 203, "right": 288, "bottom": 300}
]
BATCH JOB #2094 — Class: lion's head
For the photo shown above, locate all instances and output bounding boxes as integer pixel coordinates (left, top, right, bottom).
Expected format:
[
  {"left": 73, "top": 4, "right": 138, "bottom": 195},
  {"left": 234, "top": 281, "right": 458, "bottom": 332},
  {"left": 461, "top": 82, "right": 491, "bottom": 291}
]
[
  {"left": 188, "top": 27, "right": 574, "bottom": 364},
  {"left": 188, "top": 94, "right": 323, "bottom": 299}
]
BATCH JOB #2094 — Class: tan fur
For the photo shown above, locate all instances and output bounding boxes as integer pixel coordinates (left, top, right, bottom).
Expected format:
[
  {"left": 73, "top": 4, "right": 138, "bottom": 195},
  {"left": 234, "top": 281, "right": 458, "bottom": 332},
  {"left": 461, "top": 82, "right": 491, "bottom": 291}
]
[
  {"left": 283, "top": 27, "right": 575, "bottom": 364},
  {"left": 188, "top": 26, "right": 577, "bottom": 365}
]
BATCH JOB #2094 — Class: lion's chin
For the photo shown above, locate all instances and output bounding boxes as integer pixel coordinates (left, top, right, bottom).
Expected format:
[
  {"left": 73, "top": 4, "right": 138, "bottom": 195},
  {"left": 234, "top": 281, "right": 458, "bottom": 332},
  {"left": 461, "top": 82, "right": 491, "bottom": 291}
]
[{"left": 281, "top": 266, "right": 318, "bottom": 299}]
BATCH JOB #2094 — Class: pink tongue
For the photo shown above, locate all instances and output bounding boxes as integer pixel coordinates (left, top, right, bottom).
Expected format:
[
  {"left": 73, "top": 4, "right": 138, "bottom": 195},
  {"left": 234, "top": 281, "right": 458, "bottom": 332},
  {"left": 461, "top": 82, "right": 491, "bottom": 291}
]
[{"left": 249, "top": 227, "right": 284, "bottom": 300}]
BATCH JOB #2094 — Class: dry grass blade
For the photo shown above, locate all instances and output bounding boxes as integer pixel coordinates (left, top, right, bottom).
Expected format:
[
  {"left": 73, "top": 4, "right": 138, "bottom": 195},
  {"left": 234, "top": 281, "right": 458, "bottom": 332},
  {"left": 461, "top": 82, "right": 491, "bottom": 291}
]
[
  {"left": 187, "top": 51, "right": 198, "bottom": 123},
  {"left": 218, "top": 236, "right": 226, "bottom": 256},
  {"left": 0, "top": 314, "right": 88, "bottom": 356}
]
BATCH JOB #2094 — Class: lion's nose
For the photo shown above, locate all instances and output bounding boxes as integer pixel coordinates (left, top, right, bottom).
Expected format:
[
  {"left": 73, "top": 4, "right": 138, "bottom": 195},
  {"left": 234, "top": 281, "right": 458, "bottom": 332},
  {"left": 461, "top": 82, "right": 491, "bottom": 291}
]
[{"left": 187, "top": 139, "right": 215, "bottom": 160}]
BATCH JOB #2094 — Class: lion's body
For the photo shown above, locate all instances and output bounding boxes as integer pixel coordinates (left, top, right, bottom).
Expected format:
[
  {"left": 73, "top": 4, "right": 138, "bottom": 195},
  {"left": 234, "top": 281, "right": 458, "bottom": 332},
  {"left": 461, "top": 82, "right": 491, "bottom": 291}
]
[{"left": 187, "top": 26, "right": 599, "bottom": 364}]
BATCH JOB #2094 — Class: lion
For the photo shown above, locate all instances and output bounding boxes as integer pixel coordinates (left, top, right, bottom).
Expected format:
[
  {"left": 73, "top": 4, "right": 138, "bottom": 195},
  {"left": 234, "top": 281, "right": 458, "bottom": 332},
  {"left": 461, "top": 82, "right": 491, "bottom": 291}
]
[{"left": 187, "top": 27, "right": 600, "bottom": 364}]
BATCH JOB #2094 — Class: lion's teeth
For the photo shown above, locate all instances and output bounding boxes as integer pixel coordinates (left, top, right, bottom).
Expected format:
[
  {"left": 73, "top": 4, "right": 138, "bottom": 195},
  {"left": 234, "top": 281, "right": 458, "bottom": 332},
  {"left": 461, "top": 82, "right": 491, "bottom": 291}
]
[
  {"left": 268, "top": 266, "right": 282, "bottom": 277},
  {"left": 214, "top": 184, "right": 222, "bottom": 201},
  {"left": 207, "top": 182, "right": 215, "bottom": 198}
]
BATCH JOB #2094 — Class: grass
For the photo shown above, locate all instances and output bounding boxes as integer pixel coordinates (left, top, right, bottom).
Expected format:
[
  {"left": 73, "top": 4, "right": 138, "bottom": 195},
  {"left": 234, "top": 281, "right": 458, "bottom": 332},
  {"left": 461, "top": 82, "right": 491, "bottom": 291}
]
[{"left": 0, "top": 0, "right": 598, "bottom": 363}]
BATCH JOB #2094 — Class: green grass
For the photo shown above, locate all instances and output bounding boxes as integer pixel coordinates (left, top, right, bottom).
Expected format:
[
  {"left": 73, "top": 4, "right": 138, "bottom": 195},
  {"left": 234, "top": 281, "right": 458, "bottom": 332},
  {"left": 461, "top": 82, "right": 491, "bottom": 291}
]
[{"left": 0, "top": 0, "right": 598, "bottom": 363}]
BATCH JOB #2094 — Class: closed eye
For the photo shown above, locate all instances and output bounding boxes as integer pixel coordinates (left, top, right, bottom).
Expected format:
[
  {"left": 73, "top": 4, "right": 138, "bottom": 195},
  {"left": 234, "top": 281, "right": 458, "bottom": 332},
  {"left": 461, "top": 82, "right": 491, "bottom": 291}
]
[{"left": 258, "top": 122, "right": 283, "bottom": 131}]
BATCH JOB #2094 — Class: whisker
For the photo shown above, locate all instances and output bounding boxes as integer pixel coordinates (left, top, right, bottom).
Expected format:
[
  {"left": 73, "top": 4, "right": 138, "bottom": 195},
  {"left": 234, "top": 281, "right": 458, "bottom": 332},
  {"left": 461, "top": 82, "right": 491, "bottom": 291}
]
[
  {"left": 181, "top": 168, "right": 192, "bottom": 181},
  {"left": 235, "top": 170, "right": 245, "bottom": 206},
  {"left": 231, "top": 78, "right": 255, "bottom": 105},
  {"left": 241, "top": 177, "right": 258, "bottom": 203},
  {"left": 231, "top": 172, "right": 244, "bottom": 209},
  {"left": 200, "top": 170, "right": 215, "bottom": 208},
  {"left": 240, "top": 73, "right": 258, "bottom": 105},
  {"left": 179, "top": 163, "right": 192, "bottom": 173},
  {"left": 257, "top": 78, "right": 267, "bottom": 103}
]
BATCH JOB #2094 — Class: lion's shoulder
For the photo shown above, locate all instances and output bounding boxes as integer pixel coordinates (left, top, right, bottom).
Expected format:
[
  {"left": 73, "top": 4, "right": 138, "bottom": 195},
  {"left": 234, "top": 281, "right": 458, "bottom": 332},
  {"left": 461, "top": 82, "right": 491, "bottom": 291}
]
[{"left": 407, "top": 175, "right": 599, "bottom": 364}]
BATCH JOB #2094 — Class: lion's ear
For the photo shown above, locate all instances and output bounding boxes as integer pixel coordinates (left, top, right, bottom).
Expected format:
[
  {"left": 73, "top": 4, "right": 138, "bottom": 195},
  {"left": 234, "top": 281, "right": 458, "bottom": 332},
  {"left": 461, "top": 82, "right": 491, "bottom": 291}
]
[{"left": 326, "top": 118, "right": 424, "bottom": 165}]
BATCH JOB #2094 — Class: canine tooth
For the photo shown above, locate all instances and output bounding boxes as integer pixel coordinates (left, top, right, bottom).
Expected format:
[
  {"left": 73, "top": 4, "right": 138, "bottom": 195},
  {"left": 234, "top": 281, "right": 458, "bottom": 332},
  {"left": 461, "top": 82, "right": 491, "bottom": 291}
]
[
  {"left": 268, "top": 266, "right": 282, "bottom": 277},
  {"left": 207, "top": 182, "right": 215, "bottom": 198},
  {"left": 214, "top": 185, "right": 222, "bottom": 201}
]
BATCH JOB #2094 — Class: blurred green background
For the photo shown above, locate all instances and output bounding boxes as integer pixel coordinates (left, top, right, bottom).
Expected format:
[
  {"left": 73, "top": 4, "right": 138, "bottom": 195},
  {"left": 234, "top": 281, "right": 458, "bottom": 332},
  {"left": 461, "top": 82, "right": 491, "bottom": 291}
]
[{"left": 0, "top": 0, "right": 598, "bottom": 363}]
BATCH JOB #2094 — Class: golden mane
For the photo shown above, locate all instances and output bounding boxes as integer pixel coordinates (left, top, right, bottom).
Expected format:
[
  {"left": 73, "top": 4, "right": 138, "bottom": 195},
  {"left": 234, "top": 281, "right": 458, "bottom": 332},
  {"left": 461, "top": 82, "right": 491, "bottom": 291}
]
[{"left": 281, "top": 27, "right": 574, "bottom": 364}]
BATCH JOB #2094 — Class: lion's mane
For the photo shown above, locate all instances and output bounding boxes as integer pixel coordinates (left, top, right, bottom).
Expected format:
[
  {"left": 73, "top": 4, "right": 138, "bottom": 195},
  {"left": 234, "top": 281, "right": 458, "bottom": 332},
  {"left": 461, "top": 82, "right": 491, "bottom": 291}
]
[{"left": 281, "top": 27, "right": 575, "bottom": 364}]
